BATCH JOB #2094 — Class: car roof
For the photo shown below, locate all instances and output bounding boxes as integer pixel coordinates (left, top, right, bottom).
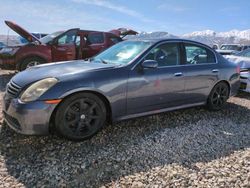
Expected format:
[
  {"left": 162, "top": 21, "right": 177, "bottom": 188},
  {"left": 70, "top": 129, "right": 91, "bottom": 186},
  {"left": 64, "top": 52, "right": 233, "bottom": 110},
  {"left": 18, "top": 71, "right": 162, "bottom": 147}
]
[{"left": 127, "top": 37, "right": 214, "bottom": 48}]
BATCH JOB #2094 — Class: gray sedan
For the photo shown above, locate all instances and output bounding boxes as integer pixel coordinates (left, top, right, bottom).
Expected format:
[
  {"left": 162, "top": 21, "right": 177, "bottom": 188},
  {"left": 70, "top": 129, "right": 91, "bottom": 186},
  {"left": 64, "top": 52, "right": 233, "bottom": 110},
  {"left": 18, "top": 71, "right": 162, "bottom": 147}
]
[{"left": 3, "top": 39, "right": 240, "bottom": 140}]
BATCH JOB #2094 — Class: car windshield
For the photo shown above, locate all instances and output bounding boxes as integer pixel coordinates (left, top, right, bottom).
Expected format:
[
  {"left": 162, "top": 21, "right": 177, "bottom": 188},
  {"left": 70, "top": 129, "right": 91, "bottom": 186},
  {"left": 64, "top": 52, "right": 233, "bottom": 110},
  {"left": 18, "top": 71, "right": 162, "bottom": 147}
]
[
  {"left": 39, "top": 31, "right": 64, "bottom": 44},
  {"left": 92, "top": 41, "right": 151, "bottom": 65},
  {"left": 220, "top": 45, "right": 239, "bottom": 51}
]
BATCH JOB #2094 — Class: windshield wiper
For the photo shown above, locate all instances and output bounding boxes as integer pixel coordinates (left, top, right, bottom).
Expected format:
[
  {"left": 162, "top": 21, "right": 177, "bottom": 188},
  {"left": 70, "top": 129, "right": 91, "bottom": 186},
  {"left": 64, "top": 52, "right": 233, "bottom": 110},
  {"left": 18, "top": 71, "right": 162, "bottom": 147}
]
[
  {"left": 100, "top": 59, "right": 108, "bottom": 64},
  {"left": 87, "top": 57, "right": 93, "bottom": 62},
  {"left": 89, "top": 58, "right": 109, "bottom": 64}
]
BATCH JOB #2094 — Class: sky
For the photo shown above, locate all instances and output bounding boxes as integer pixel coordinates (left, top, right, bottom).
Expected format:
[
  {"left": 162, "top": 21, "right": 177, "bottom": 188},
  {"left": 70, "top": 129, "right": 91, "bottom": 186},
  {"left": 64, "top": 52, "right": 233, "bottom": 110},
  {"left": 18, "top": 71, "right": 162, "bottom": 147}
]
[{"left": 0, "top": 0, "right": 250, "bottom": 35}]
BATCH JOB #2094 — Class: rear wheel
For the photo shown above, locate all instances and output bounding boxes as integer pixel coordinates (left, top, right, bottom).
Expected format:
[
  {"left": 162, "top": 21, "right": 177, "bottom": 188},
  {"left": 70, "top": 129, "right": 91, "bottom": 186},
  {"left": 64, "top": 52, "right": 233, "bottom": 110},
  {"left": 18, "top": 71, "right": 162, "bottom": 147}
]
[
  {"left": 55, "top": 93, "right": 107, "bottom": 141},
  {"left": 19, "top": 57, "right": 46, "bottom": 71},
  {"left": 207, "top": 82, "right": 229, "bottom": 111}
]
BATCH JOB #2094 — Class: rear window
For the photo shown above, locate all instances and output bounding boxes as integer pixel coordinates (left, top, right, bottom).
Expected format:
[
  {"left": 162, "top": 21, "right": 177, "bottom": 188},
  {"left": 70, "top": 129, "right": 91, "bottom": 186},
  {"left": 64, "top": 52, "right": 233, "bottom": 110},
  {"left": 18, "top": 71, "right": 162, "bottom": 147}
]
[{"left": 184, "top": 43, "right": 216, "bottom": 64}]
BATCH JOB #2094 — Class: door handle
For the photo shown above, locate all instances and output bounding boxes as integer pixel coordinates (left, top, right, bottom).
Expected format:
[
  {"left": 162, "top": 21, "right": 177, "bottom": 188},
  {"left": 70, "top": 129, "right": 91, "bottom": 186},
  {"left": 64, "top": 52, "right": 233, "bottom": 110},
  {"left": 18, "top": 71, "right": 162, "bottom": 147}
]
[
  {"left": 212, "top": 69, "right": 219, "bottom": 73},
  {"left": 174, "top": 72, "right": 183, "bottom": 77}
]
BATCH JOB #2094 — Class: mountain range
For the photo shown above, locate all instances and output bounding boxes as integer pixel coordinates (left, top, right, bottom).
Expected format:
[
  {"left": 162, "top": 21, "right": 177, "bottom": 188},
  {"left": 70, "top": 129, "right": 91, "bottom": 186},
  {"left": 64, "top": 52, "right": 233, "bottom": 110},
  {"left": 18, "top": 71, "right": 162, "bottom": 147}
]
[
  {"left": 128, "top": 29, "right": 250, "bottom": 46},
  {"left": 182, "top": 29, "right": 250, "bottom": 46}
]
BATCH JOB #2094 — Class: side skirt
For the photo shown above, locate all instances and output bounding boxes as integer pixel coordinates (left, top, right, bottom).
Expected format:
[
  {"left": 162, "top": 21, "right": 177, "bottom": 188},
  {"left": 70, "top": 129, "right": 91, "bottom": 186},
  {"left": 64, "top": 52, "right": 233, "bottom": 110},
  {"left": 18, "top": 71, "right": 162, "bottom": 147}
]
[{"left": 115, "top": 102, "right": 206, "bottom": 122}]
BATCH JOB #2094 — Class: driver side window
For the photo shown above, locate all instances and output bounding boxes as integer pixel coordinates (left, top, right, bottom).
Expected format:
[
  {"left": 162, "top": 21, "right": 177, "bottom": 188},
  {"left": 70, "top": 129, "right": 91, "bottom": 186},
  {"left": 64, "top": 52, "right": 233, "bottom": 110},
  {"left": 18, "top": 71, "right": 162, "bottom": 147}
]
[
  {"left": 57, "top": 30, "right": 77, "bottom": 45},
  {"left": 144, "top": 43, "right": 180, "bottom": 67}
]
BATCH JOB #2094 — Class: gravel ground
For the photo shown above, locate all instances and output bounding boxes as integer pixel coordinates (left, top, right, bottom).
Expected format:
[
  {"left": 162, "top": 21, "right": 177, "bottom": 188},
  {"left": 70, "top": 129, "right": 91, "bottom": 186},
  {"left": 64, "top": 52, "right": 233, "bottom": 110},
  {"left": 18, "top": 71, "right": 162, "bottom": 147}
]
[{"left": 0, "top": 70, "right": 249, "bottom": 188}]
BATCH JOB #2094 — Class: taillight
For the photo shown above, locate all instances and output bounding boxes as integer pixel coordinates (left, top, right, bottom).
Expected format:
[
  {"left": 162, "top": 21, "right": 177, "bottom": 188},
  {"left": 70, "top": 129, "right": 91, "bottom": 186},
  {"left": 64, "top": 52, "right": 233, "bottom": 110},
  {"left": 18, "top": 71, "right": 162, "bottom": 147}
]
[{"left": 236, "top": 66, "right": 240, "bottom": 74}]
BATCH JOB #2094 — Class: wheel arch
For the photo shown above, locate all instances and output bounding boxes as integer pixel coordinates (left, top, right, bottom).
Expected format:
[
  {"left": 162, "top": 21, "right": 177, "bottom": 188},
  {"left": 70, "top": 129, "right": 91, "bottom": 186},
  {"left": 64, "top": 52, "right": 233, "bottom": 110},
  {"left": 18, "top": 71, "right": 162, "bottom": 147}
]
[
  {"left": 16, "top": 55, "right": 48, "bottom": 70},
  {"left": 208, "top": 80, "right": 231, "bottom": 99},
  {"left": 49, "top": 89, "right": 112, "bottom": 133}
]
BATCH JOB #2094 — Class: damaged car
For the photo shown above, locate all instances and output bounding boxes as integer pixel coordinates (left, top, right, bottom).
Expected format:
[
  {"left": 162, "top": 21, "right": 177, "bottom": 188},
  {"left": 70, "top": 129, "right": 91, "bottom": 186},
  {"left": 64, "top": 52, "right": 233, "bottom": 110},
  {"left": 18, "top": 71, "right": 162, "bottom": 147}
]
[
  {"left": 225, "top": 48, "right": 250, "bottom": 92},
  {"left": 0, "top": 21, "right": 137, "bottom": 71}
]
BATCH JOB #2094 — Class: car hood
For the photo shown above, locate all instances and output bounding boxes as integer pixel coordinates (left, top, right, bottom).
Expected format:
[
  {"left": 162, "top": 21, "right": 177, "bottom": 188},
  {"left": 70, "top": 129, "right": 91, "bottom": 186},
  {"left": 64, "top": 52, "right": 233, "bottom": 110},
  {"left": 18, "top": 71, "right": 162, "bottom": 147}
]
[
  {"left": 12, "top": 60, "right": 117, "bottom": 87},
  {"left": 225, "top": 55, "right": 250, "bottom": 69},
  {"left": 5, "top": 20, "right": 41, "bottom": 44}
]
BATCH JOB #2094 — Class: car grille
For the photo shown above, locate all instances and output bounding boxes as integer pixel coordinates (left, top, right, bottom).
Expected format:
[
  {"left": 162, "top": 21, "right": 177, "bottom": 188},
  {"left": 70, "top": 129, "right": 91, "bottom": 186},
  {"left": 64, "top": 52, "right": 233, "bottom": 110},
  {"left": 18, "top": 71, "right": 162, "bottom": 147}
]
[{"left": 6, "top": 80, "right": 21, "bottom": 98}]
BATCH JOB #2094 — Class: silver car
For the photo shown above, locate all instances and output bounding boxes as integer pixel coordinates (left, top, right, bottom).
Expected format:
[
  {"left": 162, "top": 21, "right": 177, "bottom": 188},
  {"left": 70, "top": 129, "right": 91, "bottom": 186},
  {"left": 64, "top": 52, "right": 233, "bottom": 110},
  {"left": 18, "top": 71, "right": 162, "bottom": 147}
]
[{"left": 225, "top": 48, "right": 250, "bottom": 92}]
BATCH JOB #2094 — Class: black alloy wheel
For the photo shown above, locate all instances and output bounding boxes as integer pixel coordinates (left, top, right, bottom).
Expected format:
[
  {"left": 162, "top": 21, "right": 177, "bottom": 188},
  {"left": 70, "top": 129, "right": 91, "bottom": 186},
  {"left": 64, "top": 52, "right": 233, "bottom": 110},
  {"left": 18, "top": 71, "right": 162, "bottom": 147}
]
[
  {"left": 207, "top": 82, "right": 229, "bottom": 111},
  {"left": 55, "top": 93, "right": 106, "bottom": 141}
]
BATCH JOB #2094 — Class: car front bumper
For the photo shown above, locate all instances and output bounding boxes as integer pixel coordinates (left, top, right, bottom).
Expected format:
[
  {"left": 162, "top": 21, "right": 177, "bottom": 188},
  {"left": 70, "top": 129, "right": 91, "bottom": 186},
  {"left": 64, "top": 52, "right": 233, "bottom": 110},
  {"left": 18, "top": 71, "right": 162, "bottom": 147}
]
[{"left": 2, "top": 94, "right": 57, "bottom": 135}]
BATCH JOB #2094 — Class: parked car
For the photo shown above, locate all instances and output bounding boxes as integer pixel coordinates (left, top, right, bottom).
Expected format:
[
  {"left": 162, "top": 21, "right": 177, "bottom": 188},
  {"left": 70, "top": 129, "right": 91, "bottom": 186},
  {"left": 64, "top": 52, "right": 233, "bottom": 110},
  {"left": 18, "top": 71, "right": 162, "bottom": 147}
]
[
  {"left": 3, "top": 38, "right": 240, "bottom": 140},
  {"left": 241, "top": 45, "right": 250, "bottom": 51},
  {"left": 216, "top": 44, "right": 242, "bottom": 55},
  {"left": 225, "top": 48, "right": 250, "bottom": 92},
  {"left": 0, "top": 21, "right": 137, "bottom": 71},
  {"left": 19, "top": 32, "right": 48, "bottom": 44},
  {"left": 0, "top": 42, "right": 6, "bottom": 50}
]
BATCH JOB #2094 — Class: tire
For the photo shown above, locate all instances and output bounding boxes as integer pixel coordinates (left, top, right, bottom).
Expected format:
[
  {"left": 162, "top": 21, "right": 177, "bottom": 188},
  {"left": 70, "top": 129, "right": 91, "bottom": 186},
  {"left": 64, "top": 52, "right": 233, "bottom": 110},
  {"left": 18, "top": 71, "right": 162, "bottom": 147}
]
[
  {"left": 19, "top": 57, "right": 46, "bottom": 71},
  {"left": 207, "top": 82, "right": 229, "bottom": 111},
  {"left": 55, "top": 93, "right": 107, "bottom": 141}
]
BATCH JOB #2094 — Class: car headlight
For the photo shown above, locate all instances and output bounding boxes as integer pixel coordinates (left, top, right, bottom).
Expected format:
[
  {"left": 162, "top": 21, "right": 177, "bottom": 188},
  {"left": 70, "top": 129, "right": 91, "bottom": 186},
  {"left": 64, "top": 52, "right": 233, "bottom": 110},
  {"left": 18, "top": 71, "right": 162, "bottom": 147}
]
[{"left": 20, "top": 78, "right": 58, "bottom": 102}]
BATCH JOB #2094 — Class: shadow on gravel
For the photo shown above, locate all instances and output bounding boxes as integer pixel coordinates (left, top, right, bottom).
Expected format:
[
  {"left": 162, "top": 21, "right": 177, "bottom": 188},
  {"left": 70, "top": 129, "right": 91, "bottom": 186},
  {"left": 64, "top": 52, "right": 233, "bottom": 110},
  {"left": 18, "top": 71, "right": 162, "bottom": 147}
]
[
  {"left": 0, "top": 100, "right": 250, "bottom": 187},
  {"left": 236, "top": 91, "right": 250, "bottom": 100},
  {"left": 0, "top": 71, "right": 15, "bottom": 91}
]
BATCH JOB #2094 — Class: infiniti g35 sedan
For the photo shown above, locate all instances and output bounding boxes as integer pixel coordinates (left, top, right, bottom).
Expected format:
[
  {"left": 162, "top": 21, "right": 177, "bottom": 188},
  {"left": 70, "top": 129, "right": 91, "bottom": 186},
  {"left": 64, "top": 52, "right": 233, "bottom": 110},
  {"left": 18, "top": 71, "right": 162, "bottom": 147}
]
[{"left": 3, "top": 39, "right": 240, "bottom": 141}]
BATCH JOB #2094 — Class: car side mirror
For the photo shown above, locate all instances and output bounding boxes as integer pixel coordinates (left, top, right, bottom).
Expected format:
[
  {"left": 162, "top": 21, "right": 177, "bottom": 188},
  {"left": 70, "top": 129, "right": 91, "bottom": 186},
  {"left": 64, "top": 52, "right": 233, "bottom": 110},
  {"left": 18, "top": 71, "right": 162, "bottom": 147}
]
[{"left": 142, "top": 60, "right": 158, "bottom": 68}]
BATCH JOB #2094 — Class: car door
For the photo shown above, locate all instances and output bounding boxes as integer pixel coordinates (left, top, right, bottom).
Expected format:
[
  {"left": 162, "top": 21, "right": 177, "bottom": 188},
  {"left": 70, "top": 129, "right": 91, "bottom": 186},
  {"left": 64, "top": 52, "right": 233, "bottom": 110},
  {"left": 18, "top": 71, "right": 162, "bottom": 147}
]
[
  {"left": 127, "top": 42, "right": 186, "bottom": 114},
  {"left": 51, "top": 29, "right": 78, "bottom": 62},
  {"left": 82, "top": 32, "right": 106, "bottom": 59},
  {"left": 182, "top": 42, "right": 218, "bottom": 103}
]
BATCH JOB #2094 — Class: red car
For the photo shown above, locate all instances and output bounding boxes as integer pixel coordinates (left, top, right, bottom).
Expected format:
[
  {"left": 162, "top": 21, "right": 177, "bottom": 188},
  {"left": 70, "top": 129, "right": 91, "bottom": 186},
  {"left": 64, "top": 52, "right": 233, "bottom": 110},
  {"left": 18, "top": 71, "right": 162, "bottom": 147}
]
[{"left": 0, "top": 21, "right": 137, "bottom": 71}]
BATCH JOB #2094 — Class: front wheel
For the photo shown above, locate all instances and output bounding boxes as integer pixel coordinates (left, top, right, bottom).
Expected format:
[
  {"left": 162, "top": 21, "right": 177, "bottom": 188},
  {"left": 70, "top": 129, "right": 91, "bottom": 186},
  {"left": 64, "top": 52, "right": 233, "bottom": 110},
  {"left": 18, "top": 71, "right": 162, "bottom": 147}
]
[
  {"left": 207, "top": 82, "right": 229, "bottom": 111},
  {"left": 19, "top": 57, "right": 46, "bottom": 71},
  {"left": 55, "top": 93, "right": 107, "bottom": 141}
]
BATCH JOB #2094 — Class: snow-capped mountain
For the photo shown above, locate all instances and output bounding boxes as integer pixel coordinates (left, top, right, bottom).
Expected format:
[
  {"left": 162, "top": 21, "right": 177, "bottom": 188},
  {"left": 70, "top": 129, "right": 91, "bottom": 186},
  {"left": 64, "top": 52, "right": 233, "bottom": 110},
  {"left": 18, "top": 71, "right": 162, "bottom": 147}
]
[
  {"left": 183, "top": 29, "right": 250, "bottom": 40},
  {"left": 217, "top": 29, "right": 250, "bottom": 40},
  {"left": 127, "top": 29, "right": 250, "bottom": 47},
  {"left": 126, "top": 31, "right": 177, "bottom": 39},
  {"left": 182, "top": 29, "right": 250, "bottom": 46},
  {"left": 183, "top": 30, "right": 216, "bottom": 37}
]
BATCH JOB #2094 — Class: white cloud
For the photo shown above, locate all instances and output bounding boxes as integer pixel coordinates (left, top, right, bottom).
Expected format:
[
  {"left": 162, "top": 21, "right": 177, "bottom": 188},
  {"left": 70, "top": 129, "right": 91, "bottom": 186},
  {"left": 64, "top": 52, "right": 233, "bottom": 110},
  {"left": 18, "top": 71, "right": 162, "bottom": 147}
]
[
  {"left": 0, "top": 0, "right": 133, "bottom": 34},
  {"left": 71, "top": 0, "right": 155, "bottom": 23}
]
